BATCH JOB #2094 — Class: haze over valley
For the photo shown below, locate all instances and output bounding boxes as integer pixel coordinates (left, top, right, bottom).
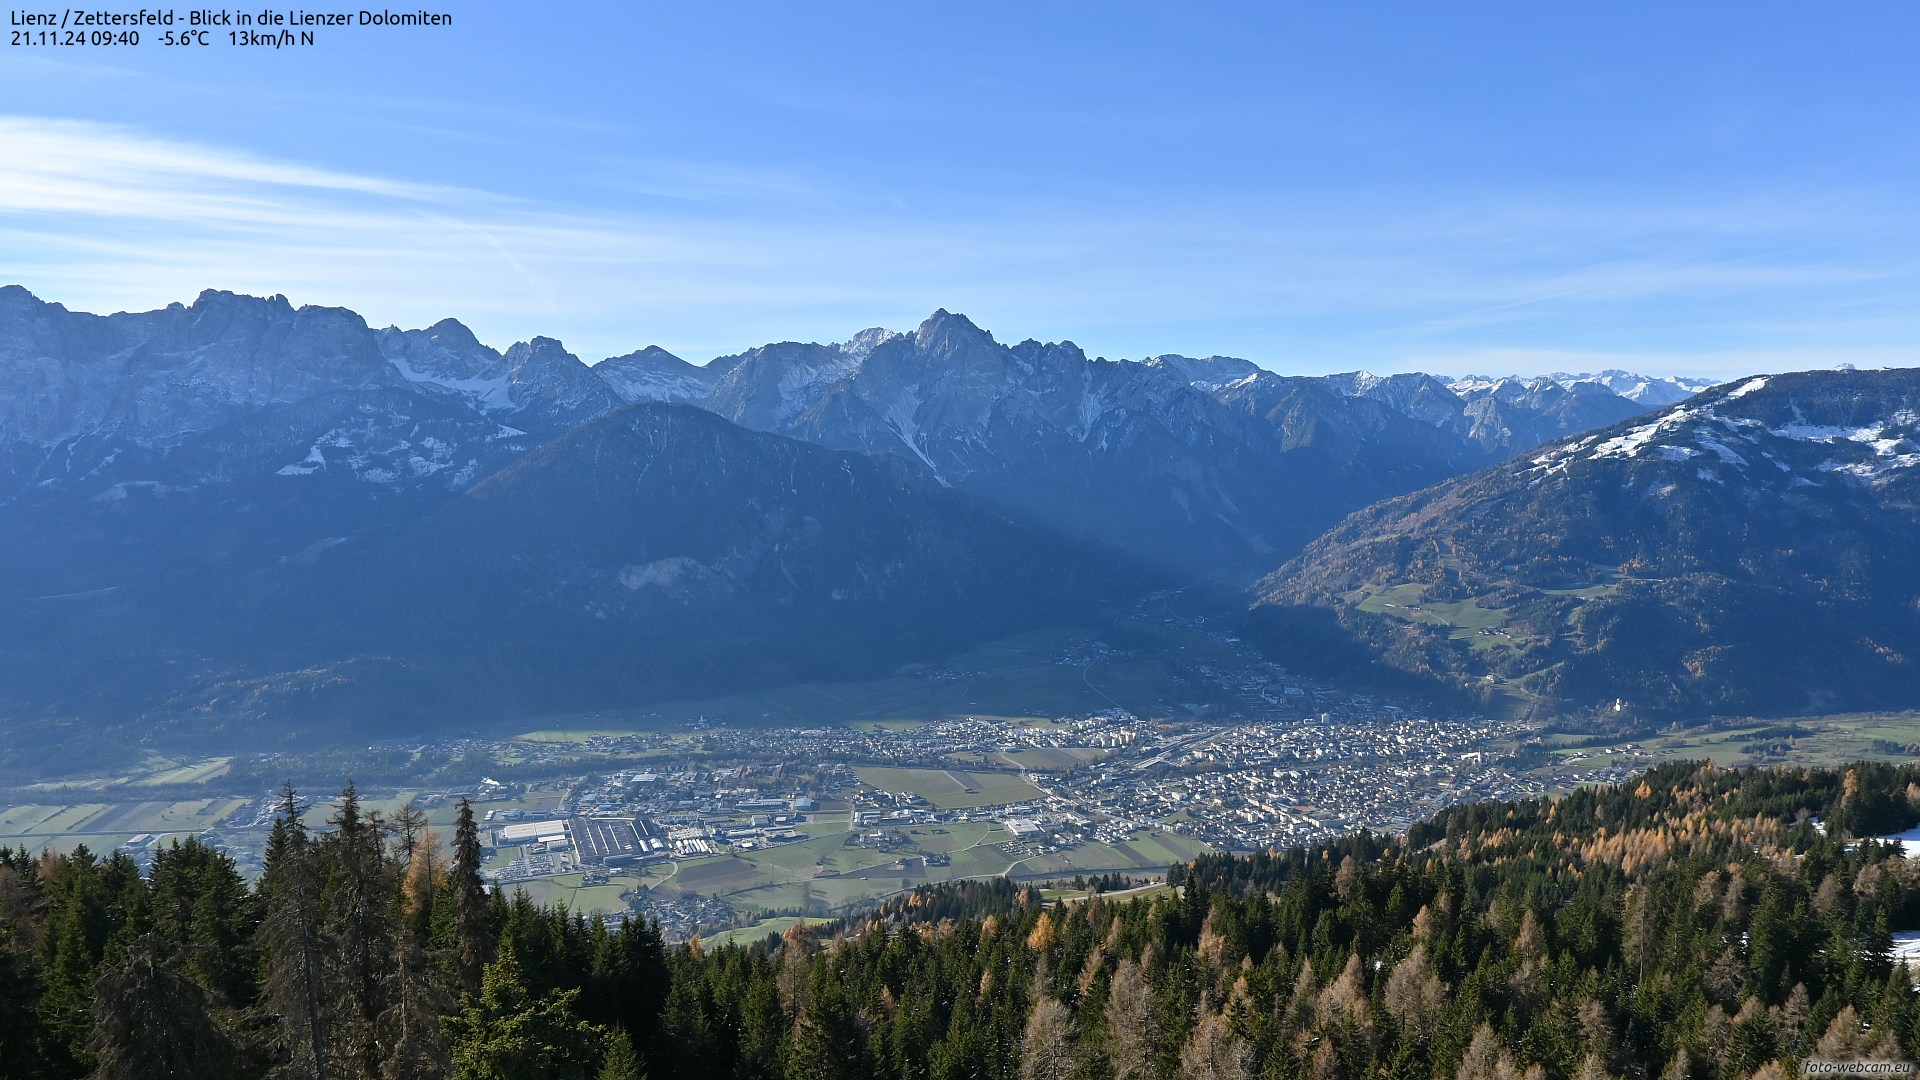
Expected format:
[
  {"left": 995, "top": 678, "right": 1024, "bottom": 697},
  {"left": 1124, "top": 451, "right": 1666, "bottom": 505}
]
[
  {"left": 0, "top": 285, "right": 1730, "bottom": 754},
  {"left": 5, "top": 284, "right": 1918, "bottom": 939}
]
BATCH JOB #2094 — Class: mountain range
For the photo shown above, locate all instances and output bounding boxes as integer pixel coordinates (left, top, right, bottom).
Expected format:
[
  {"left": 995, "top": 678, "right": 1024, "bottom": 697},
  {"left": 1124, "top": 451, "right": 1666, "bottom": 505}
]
[
  {"left": 590, "top": 311, "right": 1688, "bottom": 578},
  {"left": 0, "top": 284, "right": 1764, "bottom": 749},
  {"left": 1258, "top": 368, "right": 1920, "bottom": 719}
]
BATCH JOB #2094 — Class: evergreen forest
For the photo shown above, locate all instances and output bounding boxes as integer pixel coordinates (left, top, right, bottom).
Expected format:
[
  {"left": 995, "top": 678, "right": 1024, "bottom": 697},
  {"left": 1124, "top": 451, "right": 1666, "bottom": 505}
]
[{"left": 7, "top": 762, "right": 1920, "bottom": 1080}]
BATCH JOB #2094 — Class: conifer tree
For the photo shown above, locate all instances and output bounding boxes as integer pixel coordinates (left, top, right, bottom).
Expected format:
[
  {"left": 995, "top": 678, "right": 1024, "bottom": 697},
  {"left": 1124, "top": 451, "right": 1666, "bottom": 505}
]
[
  {"left": 85, "top": 932, "right": 238, "bottom": 1080},
  {"left": 445, "top": 943, "right": 608, "bottom": 1080},
  {"left": 1104, "top": 958, "right": 1157, "bottom": 1080},
  {"left": 256, "top": 785, "right": 330, "bottom": 1080},
  {"left": 317, "top": 782, "right": 396, "bottom": 1078},
  {"left": 148, "top": 837, "right": 256, "bottom": 1008},
  {"left": 447, "top": 798, "right": 494, "bottom": 995},
  {"left": 37, "top": 852, "right": 110, "bottom": 1077},
  {"left": 376, "top": 931, "right": 453, "bottom": 1080},
  {"left": 0, "top": 921, "right": 40, "bottom": 1078},
  {"left": 597, "top": 1028, "right": 646, "bottom": 1080}
]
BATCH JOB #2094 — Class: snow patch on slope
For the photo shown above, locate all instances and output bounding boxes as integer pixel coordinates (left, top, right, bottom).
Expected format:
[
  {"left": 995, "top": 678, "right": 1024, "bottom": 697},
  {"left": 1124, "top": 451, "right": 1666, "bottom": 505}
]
[{"left": 388, "top": 350, "right": 511, "bottom": 411}]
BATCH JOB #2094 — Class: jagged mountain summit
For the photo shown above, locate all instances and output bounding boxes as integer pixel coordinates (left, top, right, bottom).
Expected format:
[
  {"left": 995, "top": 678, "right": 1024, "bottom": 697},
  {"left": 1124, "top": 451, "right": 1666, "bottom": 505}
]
[
  {"left": 0, "top": 289, "right": 1131, "bottom": 749},
  {"left": 603, "top": 311, "right": 1690, "bottom": 579},
  {"left": 0, "top": 285, "right": 1698, "bottom": 586},
  {"left": 1450, "top": 369, "right": 1715, "bottom": 408},
  {"left": 0, "top": 288, "right": 639, "bottom": 600},
  {"left": 1255, "top": 367, "right": 1920, "bottom": 718},
  {"left": 594, "top": 345, "right": 714, "bottom": 405},
  {"left": 0, "top": 285, "right": 1720, "bottom": 751}
]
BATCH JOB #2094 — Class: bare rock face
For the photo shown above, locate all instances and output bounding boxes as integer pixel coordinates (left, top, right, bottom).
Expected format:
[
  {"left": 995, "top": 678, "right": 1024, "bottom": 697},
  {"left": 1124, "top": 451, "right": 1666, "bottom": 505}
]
[
  {"left": 594, "top": 345, "right": 714, "bottom": 406},
  {"left": 0, "top": 287, "right": 402, "bottom": 448},
  {"left": 688, "top": 309, "right": 1677, "bottom": 580}
]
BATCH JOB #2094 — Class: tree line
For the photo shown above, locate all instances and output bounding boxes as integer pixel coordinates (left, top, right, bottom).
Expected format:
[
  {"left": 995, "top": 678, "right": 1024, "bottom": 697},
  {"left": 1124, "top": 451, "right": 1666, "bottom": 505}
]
[{"left": 6, "top": 761, "right": 1920, "bottom": 1078}]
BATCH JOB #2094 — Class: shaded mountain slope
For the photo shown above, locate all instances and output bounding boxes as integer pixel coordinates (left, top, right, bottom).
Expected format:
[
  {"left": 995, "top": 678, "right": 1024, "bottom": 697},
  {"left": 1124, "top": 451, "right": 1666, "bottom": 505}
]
[
  {"left": 0, "top": 404, "right": 1141, "bottom": 749},
  {"left": 1256, "top": 368, "right": 1920, "bottom": 718}
]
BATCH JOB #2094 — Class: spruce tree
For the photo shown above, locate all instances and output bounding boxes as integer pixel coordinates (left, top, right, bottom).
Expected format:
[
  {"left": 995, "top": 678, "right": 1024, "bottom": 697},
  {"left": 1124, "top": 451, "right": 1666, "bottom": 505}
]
[
  {"left": 86, "top": 932, "right": 239, "bottom": 1080},
  {"left": 444, "top": 943, "right": 608, "bottom": 1080},
  {"left": 447, "top": 798, "right": 494, "bottom": 995},
  {"left": 148, "top": 837, "right": 256, "bottom": 1008},
  {"left": 37, "top": 864, "right": 105, "bottom": 1076},
  {"left": 597, "top": 1028, "right": 646, "bottom": 1080},
  {"left": 319, "top": 781, "right": 395, "bottom": 1078},
  {"left": 256, "top": 785, "right": 331, "bottom": 1080}
]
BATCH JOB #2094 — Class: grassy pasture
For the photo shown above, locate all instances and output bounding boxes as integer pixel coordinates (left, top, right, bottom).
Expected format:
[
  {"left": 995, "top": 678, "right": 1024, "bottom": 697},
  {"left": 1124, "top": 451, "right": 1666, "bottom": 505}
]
[
  {"left": 741, "top": 832, "right": 843, "bottom": 874},
  {"left": 513, "top": 728, "right": 657, "bottom": 743},
  {"left": 0, "top": 797, "right": 257, "bottom": 857},
  {"left": 671, "top": 856, "right": 774, "bottom": 895},
  {"left": 1531, "top": 711, "right": 1920, "bottom": 783},
  {"left": 991, "top": 747, "right": 1108, "bottom": 771},
  {"left": 901, "top": 822, "right": 1007, "bottom": 854},
  {"left": 625, "top": 823, "right": 1199, "bottom": 920},
  {"left": 506, "top": 872, "right": 643, "bottom": 917},
  {"left": 703, "top": 916, "right": 833, "bottom": 949},
  {"left": 39, "top": 805, "right": 110, "bottom": 832},
  {"left": 1120, "top": 831, "right": 1210, "bottom": 867},
  {"left": 852, "top": 766, "right": 1044, "bottom": 810}
]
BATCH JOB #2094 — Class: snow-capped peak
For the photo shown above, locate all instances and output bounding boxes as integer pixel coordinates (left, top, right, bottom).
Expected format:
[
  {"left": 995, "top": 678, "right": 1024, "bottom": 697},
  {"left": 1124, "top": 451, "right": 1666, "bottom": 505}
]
[{"left": 1454, "top": 370, "right": 1711, "bottom": 407}]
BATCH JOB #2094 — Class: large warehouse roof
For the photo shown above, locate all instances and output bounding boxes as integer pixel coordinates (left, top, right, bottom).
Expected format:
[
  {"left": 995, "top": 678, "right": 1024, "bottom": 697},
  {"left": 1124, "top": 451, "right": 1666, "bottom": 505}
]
[{"left": 499, "top": 819, "right": 569, "bottom": 842}]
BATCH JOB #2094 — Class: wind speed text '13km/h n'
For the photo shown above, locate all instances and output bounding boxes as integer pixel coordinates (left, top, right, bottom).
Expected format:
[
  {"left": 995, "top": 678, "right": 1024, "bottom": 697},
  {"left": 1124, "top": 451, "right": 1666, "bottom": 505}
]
[{"left": 8, "top": 7, "right": 451, "bottom": 48}]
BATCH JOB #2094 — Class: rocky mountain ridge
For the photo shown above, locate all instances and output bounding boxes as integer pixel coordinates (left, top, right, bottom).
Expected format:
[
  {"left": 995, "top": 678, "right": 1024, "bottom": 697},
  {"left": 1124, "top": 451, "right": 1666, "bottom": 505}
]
[
  {"left": 596, "top": 310, "right": 1696, "bottom": 577},
  {"left": 1, "top": 286, "right": 1703, "bottom": 587},
  {"left": 0, "top": 284, "right": 1732, "bottom": 749}
]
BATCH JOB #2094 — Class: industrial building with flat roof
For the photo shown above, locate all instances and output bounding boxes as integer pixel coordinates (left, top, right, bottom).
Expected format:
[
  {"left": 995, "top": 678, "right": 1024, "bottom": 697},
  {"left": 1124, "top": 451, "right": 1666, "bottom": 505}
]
[{"left": 497, "top": 819, "right": 569, "bottom": 845}]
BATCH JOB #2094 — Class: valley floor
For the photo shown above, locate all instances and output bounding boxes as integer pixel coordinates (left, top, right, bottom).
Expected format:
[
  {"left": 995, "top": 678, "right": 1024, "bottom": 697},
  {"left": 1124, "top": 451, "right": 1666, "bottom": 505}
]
[{"left": 8, "top": 592, "right": 1911, "bottom": 941}]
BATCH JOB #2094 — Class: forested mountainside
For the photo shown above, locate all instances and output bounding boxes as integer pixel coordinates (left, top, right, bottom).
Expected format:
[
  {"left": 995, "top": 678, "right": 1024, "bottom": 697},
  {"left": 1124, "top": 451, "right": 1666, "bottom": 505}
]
[
  {"left": 1254, "top": 368, "right": 1920, "bottom": 721},
  {"left": 7, "top": 762, "right": 1920, "bottom": 1080}
]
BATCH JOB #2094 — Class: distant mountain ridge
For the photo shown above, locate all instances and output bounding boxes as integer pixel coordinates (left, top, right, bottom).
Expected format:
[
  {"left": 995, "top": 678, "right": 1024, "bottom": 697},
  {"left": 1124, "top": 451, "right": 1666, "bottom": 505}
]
[
  {"left": 1449, "top": 369, "right": 1715, "bottom": 407},
  {"left": 594, "top": 311, "right": 1698, "bottom": 578},
  {"left": 0, "top": 285, "right": 1702, "bottom": 587}
]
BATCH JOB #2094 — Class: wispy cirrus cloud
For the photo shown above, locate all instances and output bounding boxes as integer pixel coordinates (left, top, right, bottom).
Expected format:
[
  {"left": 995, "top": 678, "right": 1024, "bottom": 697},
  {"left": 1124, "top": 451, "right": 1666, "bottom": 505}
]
[
  {"left": 0, "top": 116, "right": 461, "bottom": 214},
  {"left": 2, "top": 113, "right": 1918, "bottom": 375}
]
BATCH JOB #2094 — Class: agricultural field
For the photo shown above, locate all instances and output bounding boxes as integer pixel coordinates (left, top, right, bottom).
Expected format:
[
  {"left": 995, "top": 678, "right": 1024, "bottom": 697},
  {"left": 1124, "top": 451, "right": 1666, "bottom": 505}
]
[
  {"left": 851, "top": 767, "right": 1044, "bottom": 810},
  {"left": 630, "top": 813, "right": 1197, "bottom": 919},
  {"left": 702, "top": 916, "right": 832, "bottom": 949},
  {"left": 512, "top": 728, "right": 678, "bottom": 744},
  {"left": 137, "top": 758, "right": 232, "bottom": 786},
  {"left": 0, "top": 798, "right": 249, "bottom": 855},
  {"left": 1005, "top": 831, "right": 1209, "bottom": 879},
  {"left": 1110, "top": 830, "right": 1211, "bottom": 868},
  {"left": 989, "top": 747, "right": 1108, "bottom": 771},
  {"left": 18, "top": 753, "right": 234, "bottom": 793},
  {"left": 901, "top": 822, "right": 1008, "bottom": 854},
  {"left": 1040, "top": 882, "right": 1175, "bottom": 903},
  {"left": 1348, "top": 574, "right": 1623, "bottom": 660},
  {"left": 503, "top": 871, "right": 647, "bottom": 917},
  {"left": 1353, "top": 583, "right": 1512, "bottom": 640},
  {"left": 1534, "top": 710, "right": 1920, "bottom": 778}
]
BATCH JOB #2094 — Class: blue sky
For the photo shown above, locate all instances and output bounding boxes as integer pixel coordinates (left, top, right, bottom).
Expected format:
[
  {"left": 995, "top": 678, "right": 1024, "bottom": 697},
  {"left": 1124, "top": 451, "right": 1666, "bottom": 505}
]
[{"left": 2, "top": 2, "right": 1917, "bottom": 377}]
